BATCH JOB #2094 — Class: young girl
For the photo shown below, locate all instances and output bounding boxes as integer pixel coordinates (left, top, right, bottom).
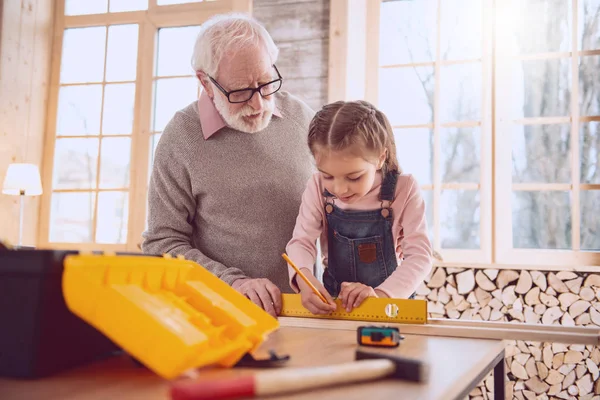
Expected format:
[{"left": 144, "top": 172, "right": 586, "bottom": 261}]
[{"left": 285, "top": 100, "right": 433, "bottom": 315}]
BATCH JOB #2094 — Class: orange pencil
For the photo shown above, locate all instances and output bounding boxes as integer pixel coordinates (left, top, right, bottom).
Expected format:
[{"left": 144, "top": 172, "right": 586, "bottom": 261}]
[{"left": 282, "top": 253, "right": 329, "bottom": 304}]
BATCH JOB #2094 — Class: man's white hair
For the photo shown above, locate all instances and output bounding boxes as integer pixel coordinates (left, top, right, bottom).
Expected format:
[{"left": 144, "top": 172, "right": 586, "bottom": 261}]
[{"left": 191, "top": 13, "right": 279, "bottom": 77}]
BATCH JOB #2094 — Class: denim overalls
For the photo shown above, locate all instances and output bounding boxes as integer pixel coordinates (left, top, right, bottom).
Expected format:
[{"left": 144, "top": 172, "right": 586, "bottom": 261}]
[{"left": 322, "top": 171, "right": 399, "bottom": 298}]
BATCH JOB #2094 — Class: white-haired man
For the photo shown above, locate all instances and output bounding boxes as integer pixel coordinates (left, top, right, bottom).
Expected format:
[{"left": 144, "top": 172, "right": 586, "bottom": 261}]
[{"left": 142, "top": 14, "right": 315, "bottom": 317}]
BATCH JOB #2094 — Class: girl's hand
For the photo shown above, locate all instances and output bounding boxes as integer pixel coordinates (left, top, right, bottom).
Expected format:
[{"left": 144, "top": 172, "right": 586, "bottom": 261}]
[
  {"left": 338, "top": 282, "right": 379, "bottom": 312},
  {"left": 297, "top": 268, "right": 337, "bottom": 315}
]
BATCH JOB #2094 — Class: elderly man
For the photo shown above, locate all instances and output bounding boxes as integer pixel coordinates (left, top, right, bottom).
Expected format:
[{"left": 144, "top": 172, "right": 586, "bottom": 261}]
[{"left": 142, "top": 14, "right": 315, "bottom": 317}]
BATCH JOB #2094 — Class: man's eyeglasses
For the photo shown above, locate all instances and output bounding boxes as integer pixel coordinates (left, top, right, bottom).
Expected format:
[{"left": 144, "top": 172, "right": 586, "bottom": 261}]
[{"left": 208, "top": 65, "right": 283, "bottom": 104}]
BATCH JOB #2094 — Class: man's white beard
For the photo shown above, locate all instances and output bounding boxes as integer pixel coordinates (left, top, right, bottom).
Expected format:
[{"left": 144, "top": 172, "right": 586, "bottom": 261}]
[{"left": 213, "top": 94, "right": 274, "bottom": 134}]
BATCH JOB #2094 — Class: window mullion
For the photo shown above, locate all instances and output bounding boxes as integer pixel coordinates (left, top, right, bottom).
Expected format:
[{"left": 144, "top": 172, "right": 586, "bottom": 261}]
[
  {"left": 570, "top": 0, "right": 581, "bottom": 251},
  {"left": 481, "top": 0, "right": 494, "bottom": 263},
  {"left": 92, "top": 26, "right": 110, "bottom": 244},
  {"left": 127, "top": 17, "right": 156, "bottom": 251},
  {"left": 492, "top": 0, "right": 513, "bottom": 263},
  {"left": 38, "top": 0, "right": 67, "bottom": 247},
  {"left": 433, "top": 0, "right": 442, "bottom": 252}
]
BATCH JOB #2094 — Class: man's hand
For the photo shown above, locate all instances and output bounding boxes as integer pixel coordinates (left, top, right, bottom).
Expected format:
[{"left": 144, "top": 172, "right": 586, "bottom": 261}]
[
  {"left": 338, "top": 282, "right": 380, "bottom": 312},
  {"left": 232, "top": 278, "right": 282, "bottom": 317},
  {"left": 297, "top": 268, "right": 337, "bottom": 315}
]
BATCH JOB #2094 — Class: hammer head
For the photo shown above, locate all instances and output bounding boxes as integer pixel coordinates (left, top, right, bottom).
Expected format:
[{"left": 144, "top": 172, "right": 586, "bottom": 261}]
[{"left": 355, "top": 349, "right": 429, "bottom": 383}]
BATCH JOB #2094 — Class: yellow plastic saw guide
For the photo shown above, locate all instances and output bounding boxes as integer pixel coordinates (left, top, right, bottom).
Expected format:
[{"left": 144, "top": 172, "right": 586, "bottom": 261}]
[{"left": 280, "top": 294, "right": 428, "bottom": 324}]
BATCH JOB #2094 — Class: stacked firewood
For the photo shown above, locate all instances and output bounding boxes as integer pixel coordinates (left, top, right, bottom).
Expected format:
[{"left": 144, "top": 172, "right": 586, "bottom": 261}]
[{"left": 415, "top": 267, "right": 600, "bottom": 400}]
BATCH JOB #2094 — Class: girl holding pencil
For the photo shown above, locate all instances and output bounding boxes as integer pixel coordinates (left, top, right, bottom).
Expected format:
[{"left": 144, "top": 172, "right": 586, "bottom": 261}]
[{"left": 285, "top": 100, "right": 433, "bottom": 315}]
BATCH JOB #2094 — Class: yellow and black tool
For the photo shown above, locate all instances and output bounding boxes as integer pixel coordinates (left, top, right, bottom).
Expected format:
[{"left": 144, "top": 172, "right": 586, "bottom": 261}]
[
  {"left": 357, "top": 326, "right": 403, "bottom": 347},
  {"left": 280, "top": 294, "right": 428, "bottom": 324}
]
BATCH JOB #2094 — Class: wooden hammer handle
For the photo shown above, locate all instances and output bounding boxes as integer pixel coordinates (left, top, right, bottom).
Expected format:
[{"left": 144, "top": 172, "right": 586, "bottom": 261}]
[{"left": 170, "top": 359, "right": 395, "bottom": 400}]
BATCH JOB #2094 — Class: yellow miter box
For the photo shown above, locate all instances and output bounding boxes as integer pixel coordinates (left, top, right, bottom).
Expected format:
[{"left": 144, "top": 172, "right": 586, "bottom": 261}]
[{"left": 62, "top": 253, "right": 279, "bottom": 379}]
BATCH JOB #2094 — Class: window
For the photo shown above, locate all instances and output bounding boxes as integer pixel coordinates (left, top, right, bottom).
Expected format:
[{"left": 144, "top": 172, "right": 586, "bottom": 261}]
[
  {"left": 40, "top": 0, "right": 251, "bottom": 251},
  {"left": 333, "top": 0, "right": 600, "bottom": 266},
  {"left": 378, "top": 0, "right": 492, "bottom": 264},
  {"left": 494, "top": 0, "right": 600, "bottom": 265}
]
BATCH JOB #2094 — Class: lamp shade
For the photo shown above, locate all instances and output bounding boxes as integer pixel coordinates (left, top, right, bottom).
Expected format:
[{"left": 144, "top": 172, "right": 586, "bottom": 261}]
[{"left": 2, "top": 163, "right": 43, "bottom": 196}]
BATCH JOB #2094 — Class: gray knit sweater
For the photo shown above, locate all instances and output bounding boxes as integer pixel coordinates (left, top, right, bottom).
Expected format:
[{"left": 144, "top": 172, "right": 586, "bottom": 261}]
[{"left": 142, "top": 92, "right": 315, "bottom": 292}]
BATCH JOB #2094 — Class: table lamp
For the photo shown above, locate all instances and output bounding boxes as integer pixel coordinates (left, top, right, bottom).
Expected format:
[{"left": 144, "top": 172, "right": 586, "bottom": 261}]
[{"left": 2, "top": 163, "right": 43, "bottom": 247}]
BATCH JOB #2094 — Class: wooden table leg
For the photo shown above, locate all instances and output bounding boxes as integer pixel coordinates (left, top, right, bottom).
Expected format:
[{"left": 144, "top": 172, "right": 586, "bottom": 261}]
[
  {"left": 493, "top": 350, "right": 506, "bottom": 400},
  {"left": 452, "top": 348, "right": 506, "bottom": 400}
]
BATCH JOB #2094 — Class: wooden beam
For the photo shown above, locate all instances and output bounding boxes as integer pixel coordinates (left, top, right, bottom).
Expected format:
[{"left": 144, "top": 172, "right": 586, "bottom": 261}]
[
  {"left": 279, "top": 317, "right": 600, "bottom": 345},
  {"left": 364, "top": 0, "right": 379, "bottom": 105},
  {"left": 38, "top": 0, "right": 64, "bottom": 248},
  {"left": 328, "top": 0, "right": 372, "bottom": 102},
  {"left": 328, "top": 0, "right": 348, "bottom": 102}
]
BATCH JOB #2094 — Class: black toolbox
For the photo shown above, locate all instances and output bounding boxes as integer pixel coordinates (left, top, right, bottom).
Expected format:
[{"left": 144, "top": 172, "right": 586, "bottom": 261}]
[{"left": 0, "top": 249, "right": 120, "bottom": 378}]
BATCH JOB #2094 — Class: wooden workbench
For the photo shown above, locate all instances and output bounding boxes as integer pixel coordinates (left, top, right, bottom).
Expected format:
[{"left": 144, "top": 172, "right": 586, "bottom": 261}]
[{"left": 0, "top": 321, "right": 506, "bottom": 400}]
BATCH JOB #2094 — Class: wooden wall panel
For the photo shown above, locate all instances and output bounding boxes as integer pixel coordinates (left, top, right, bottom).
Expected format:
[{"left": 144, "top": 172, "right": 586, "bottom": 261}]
[
  {"left": 0, "top": 0, "right": 54, "bottom": 246},
  {"left": 254, "top": 0, "right": 329, "bottom": 111}
]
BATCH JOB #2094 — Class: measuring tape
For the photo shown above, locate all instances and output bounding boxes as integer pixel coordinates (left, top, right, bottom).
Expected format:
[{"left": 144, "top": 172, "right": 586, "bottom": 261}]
[{"left": 280, "top": 294, "right": 428, "bottom": 324}]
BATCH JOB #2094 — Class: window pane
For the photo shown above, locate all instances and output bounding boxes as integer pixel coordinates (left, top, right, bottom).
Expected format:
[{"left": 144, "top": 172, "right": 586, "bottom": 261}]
[
  {"left": 379, "top": 0, "right": 437, "bottom": 65},
  {"left": 512, "top": 191, "right": 571, "bottom": 249},
  {"left": 65, "top": 0, "right": 108, "bottom": 15},
  {"left": 102, "top": 83, "right": 136, "bottom": 135},
  {"left": 512, "top": 58, "right": 571, "bottom": 119},
  {"left": 57, "top": 85, "right": 103, "bottom": 136},
  {"left": 379, "top": 67, "right": 434, "bottom": 126},
  {"left": 441, "top": 190, "right": 480, "bottom": 249},
  {"left": 109, "top": 0, "right": 148, "bottom": 12},
  {"left": 512, "top": 124, "right": 571, "bottom": 184},
  {"left": 581, "top": 190, "right": 600, "bottom": 250},
  {"left": 106, "top": 25, "right": 138, "bottom": 82},
  {"left": 441, "top": 127, "right": 481, "bottom": 183},
  {"left": 394, "top": 128, "right": 432, "bottom": 185},
  {"left": 96, "top": 192, "right": 129, "bottom": 244},
  {"left": 579, "top": 0, "right": 600, "bottom": 50},
  {"left": 99, "top": 138, "right": 131, "bottom": 189},
  {"left": 52, "top": 138, "right": 99, "bottom": 190},
  {"left": 61, "top": 27, "right": 106, "bottom": 84},
  {"left": 422, "top": 190, "right": 434, "bottom": 242},
  {"left": 156, "top": 26, "right": 202, "bottom": 77},
  {"left": 579, "top": 55, "right": 600, "bottom": 116},
  {"left": 580, "top": 122, "right": 600, "bottom": 184},
  {"left": 441, "top": 0, "right": 482, "bottom": 60},
  {"left": 440, "top": 62, "right": 482, "bottom": 122},
  {"left": 49, "top": 192, "right": 95, "bottom": 243},
  {"left": 153, "top": 77, "right": 198, "bottom": 131},
  {"left": 509, "top": 0, "right": 571, "bottom": 54}
]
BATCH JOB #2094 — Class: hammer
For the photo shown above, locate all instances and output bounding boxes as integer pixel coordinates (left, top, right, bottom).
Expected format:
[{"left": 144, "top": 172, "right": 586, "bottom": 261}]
[{"left": 170, "top": 349, "right": 429, "bottom": 400}]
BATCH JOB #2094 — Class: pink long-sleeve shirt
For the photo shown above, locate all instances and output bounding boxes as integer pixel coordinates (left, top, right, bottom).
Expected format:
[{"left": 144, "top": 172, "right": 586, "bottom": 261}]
[{"left": 286, "top": 171, "right": 433, "bottom": 298}]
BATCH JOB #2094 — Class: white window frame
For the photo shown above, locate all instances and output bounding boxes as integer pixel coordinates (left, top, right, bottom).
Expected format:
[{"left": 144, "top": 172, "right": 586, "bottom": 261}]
[{"left": 38, "top": 0, "right": 252, "bottom": 252}]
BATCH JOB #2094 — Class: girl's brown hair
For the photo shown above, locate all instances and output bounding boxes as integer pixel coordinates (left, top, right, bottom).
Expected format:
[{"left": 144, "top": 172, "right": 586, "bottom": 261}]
[{"left": 307, "top": 100, "right": 401, "bottom": 174}]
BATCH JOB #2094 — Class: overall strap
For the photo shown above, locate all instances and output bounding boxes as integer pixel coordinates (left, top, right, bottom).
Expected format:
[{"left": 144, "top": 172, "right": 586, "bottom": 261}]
[
  {"left": 379, "top": 171, "right": 399, "bottom": 202},
  {"left": 323, "top": 189, "right": 335, "bottom": 198}
]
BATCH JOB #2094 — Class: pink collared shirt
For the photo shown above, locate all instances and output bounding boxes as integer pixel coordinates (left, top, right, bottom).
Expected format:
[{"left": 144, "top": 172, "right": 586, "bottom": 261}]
[
  {"left": 285, "top": 172, "right": 433, "bottom": 298},
  {"left": 197, "top": 91, "right": 282, "bottom": 139}
]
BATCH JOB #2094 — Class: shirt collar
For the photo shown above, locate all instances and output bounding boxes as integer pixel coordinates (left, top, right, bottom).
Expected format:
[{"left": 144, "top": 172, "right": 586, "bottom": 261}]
[{"left": 198, "top": 91, "right": 282, "bottom": 139}]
